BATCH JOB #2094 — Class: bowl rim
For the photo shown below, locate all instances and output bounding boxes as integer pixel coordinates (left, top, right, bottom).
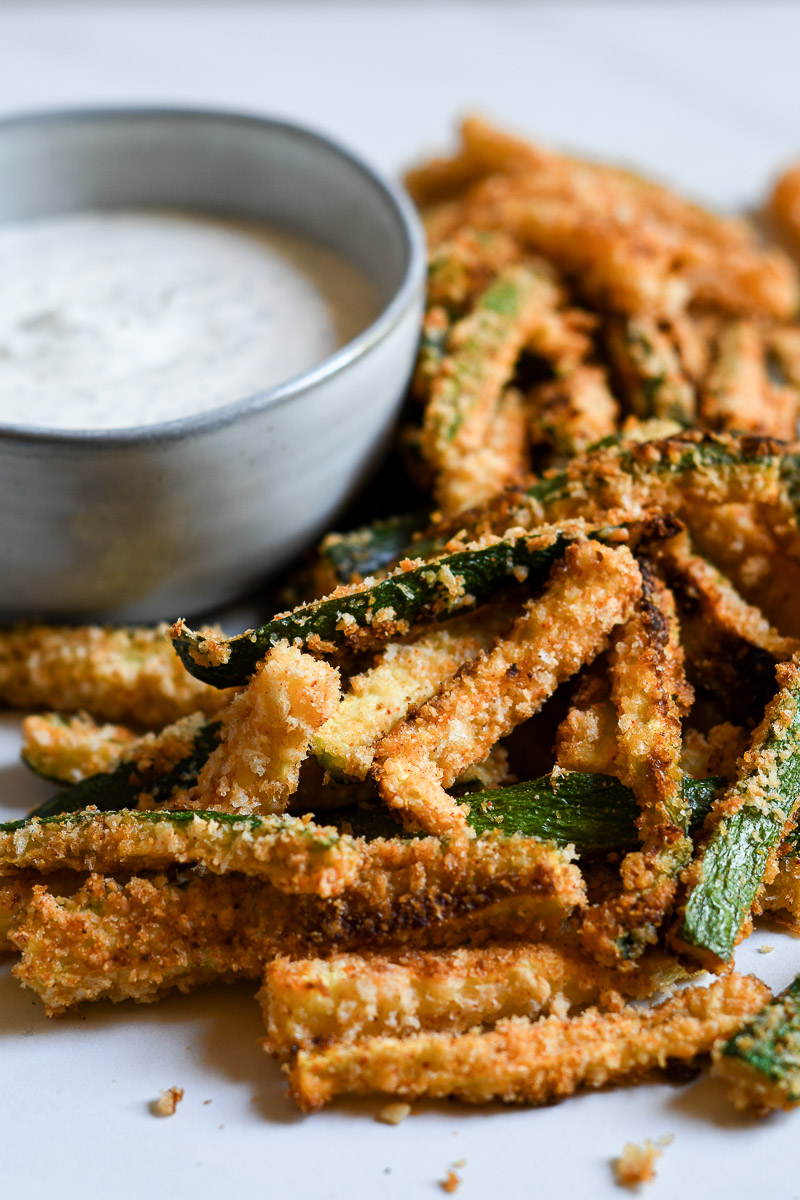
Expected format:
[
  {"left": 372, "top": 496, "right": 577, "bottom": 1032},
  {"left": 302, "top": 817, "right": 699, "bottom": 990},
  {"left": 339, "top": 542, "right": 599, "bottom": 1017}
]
[{"left": 0, "top": 105, "right": 427, "bottom": 447}]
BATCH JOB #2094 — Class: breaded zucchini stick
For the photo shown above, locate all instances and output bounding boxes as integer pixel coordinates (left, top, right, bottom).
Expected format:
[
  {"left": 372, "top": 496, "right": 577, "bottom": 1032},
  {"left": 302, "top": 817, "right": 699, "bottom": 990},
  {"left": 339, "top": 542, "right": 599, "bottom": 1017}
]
[
  {"left": 414, "top": 116, "right": 798, "bottom": 320},
  {"left": 0, "top": 622, "right": 232, "bottom": 727},
  {"left": 656, "top": 529, "right": 800, "bottom": 660},
  {"left": 260, "top": 943, "right": 686, "bottom": 1057},
  {"left": 373, "top": 540, "right": 641, "bottom": 834},
  {"left": 172, "top": 521, "right": 640, "bottom": 687},
  {"left": 22, "top": 712, "right": 139, "bottom": 783},
  {"left": 422, "top": 261, "right": 559, "bottom": 514},
  {"left": 285, "top": 974, "right": 770, "bottom": 1112},
  {"left": 674, "top": 658, "right": 800, "bottom": 970},
  {"left": 605, "top": 316, "right": 696, "bottom": 425},
  {"left": 313, "top": 606, "right": 514, "bottom": 781},
  {"left": 0, "top": 809, "right": 366, "bottom": 897},
  {"left": 25, "top": 712, "right": 219, "bottom": 821},
  {"left": 581, "top": 565, "right": 693, "bottom": 964},
  {"left": 11, "top": 836, "right": 585, "bottom": 1012},
  {"left": 701, "top": 320, "right": 796, "bottom": 441},
  {"left": 712, "top": 974, "right": 800, "bottom": 1115},
  {"left": 528, "top": 366, "right": 619, "bottom": 457},
  {"left": 185, "top": 642, "right": 340, "bottom": 815}
]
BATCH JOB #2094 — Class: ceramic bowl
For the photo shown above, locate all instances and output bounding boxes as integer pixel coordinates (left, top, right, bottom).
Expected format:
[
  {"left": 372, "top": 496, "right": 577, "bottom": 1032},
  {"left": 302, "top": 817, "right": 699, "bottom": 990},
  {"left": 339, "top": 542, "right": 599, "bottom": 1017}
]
[{"left": 0, "top": 108, "right": 426, "bottom": 621}]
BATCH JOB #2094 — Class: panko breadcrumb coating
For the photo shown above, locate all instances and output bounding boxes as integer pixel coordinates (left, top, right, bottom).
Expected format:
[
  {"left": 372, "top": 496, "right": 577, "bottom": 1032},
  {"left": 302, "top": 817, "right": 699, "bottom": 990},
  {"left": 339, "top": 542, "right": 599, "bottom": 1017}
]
[
  {"left": 373, "top": 540, "right": 640, "bottom": 834},
  {"left": 259, "top": 943, "right": 687, "bottom": 1057},
  {"left": 186, "top": 642, "right": 340, "bottom": 814},
  {"left": 0, "top": 622, "right": 233, "bottom": 727},
  {"left": 285, "top": 974, "right": 770, "bottom": 1111},
  {"left": 10, "top": 834, "right": 584, "bottom": 1011}
]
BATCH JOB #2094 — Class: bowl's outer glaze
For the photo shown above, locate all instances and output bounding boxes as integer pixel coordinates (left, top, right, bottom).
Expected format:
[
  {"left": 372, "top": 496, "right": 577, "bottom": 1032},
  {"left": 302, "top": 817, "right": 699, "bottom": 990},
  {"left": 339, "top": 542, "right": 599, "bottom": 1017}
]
[{"left": 0, "top": 109, "right": 426, "bottom": 621}]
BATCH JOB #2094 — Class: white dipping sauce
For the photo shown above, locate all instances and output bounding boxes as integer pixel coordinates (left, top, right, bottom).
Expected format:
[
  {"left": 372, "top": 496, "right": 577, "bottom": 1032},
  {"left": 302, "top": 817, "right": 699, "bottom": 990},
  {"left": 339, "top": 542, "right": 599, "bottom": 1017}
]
[{"left": 0, "top": 210, "right": 379, "bottom": 430}]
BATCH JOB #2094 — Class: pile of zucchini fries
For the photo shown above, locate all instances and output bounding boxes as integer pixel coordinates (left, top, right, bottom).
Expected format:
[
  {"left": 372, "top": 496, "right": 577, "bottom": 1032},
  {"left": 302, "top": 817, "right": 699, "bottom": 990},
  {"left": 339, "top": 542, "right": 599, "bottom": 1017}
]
[{"left": 5, "top": 119, "right": 800, "bottom": 1120}]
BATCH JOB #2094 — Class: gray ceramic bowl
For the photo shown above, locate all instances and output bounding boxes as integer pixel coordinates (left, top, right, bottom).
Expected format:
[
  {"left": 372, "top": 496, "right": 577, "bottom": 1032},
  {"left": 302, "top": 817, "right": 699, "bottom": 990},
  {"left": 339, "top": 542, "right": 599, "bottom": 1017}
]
[{"left": 0, "top": 108, "right": 426, "bottom": 622}]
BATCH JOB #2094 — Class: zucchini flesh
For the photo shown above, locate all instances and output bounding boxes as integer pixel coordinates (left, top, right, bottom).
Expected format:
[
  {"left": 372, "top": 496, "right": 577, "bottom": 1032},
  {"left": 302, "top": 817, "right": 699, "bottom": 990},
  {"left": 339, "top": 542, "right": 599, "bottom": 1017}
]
[
  {"left": 26, "top": 720, "right": 221, "bottom": 820},
  {"left": 171, "top": 525, "right": 627, "bottom": 688},
  {"left": 715, "top": 974, "right": 800, "bottom": 1111},
  {"left": 676, "top": 662, "right": 800, "bottom": 967}
]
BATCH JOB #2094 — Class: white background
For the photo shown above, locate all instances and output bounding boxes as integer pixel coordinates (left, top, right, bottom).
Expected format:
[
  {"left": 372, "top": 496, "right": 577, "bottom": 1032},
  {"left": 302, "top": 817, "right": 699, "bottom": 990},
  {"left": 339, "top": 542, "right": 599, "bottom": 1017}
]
[{"left": 3, "top": 3, "right": 800, "bottom": 1197}]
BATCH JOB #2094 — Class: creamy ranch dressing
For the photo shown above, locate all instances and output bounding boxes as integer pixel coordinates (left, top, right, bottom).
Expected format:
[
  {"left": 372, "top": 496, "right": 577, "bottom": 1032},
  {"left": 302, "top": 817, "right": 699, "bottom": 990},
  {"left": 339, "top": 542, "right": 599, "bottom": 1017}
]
[{"left": 0, "top": 210, "right": 379, "bottom": 430}]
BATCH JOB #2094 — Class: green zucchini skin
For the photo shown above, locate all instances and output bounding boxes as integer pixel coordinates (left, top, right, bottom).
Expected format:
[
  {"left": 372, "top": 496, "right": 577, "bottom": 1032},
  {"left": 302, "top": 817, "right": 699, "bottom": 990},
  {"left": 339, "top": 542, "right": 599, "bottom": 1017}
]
[
  {"left": 1, "top": 770, "right": 720, "bottom": 845},
  {"left": 171, "top": 526, "right": 627, "bottom": 689},
  {"left": 330, "top": 773, "right": 724, "bottom": 851},
  {"left": 677, "top": 671, "right": 800, "bottom": 966},
  {"left": 318, "top": 512, "right": 432, "bottom": 585},
  {"left": 25, "top": 720, "right": 221, "bottom": 821},
  {"left": 717, "top": 974, "right": 800, "bottom": 1107}
]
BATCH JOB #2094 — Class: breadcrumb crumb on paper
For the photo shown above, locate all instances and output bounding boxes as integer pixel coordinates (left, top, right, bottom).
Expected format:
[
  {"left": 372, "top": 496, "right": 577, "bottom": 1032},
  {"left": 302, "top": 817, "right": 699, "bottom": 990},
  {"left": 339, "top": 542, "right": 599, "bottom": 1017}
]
[
  {"left": 376, "top": 1102, "right": 411, "bottom": 1125},
  {"left": 440, "top": 1169, "right": 461, "bottom": 1193},
  {"left": 613, "top": 1139, "right": 662, "bottom": 1189},
  {"left": 152, "top": 1086, "right": 184, "bottom": 1117}
]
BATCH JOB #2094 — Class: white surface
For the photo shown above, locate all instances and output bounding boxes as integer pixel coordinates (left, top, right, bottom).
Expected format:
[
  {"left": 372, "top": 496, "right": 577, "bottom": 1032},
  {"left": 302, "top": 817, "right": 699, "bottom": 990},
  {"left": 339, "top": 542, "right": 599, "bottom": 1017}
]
[{"left": 3, "top": 3, "right": 800, "bottom": 1196}]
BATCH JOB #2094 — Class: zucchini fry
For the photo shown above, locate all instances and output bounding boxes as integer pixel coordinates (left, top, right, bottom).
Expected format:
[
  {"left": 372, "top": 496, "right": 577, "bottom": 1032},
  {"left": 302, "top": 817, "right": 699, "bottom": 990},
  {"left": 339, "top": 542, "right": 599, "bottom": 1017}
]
[
  {"left": 0, "top": 809, "right": 366, "bottom": 896},
  {"left": 285, "top": 974, "right": 770, "bottom": 1112},
  {"left": 22, "top": 712, "right": 138, "bottom": 783},
  {"left": 656, "top": 529, "right": 800, "bottom": 661},
  {"left": 27, "top": 712, "right": 220, "bottom": 820},
  {"left": 674, "top": 658, "right": 800, "bottom": 970},
  {"left": 529, "top": 366, "right": 619, "bottom": 457},
  {"left": 712, "top": 974, "right": 800, "bottom": 1114},
  {"left": 11, "top": 836, "right": 585, "bottom": 1012},
  {"left": 313, "top": 606, "right": 514, "bottom": 781},
  {"left": 171, "top": 521, "right": 636, "bottom": 688},
  {"left": 260, "top": 943, "right": 686, "bottom": 1057},
  {"left": 605, "top": 315, "right": 696, "bottom": 425},
  {"left": 422, "top": 261, "right": 560, "bottom": 515},
  {"left": 0, "top": 622, "right": 232, "bottom": 727},
  {"left": 610, "top": 566, "right": 692, "bottom": 842},
  {"left": 700, "top": 320, "right": 796, "bottom": 440},
  {"left": 373, "top": 540, "right": 640, "bottom": 834},
  {"left": 581, "top": 565, "right": 693, "bottom": 964},
  {"left": 185, "top": 642, "right": 340, "bottom": 816}
]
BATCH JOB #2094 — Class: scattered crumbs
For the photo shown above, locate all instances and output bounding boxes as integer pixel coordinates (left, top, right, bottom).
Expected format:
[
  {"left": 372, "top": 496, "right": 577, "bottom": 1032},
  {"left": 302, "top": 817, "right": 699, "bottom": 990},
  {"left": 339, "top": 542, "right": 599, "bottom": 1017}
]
[
  {"left": 152, "top": 1086, "right": 184, "bottom": 1117},
  {"left": 377, "top": 1101, "right": 412, "bottom": 1125},
  {"left": 203, "top": 1099, "right": 212, "bottom": 1105},
  {"left": 453, "top": 1159, "right": 467, "bottom": 1168},
  {"left": 218, "top": 1125, "right": 224, "bottom": 1131},
  {"left": 613, "top": 1139, "right": 662, "bottom": 1189},
  {"left": 758, "top": 945, "right": 775, "bottom": 955},
  {"left": 440, "top": 1170, "right": 461, "bottom": 1194},
  {"left": 657, "top": 1134, "right": 674, "bottom": 1148}
]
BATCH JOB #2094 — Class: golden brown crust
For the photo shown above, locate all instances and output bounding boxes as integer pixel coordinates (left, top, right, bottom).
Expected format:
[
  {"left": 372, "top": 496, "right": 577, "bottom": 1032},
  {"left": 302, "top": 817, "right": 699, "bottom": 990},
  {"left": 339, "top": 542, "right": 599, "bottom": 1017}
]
[
  {"left": 285, "top": 973, "right": 770, "bottom": 1111},
  {"left": 184, "top": 642, "right": 340, "bottom": 815},
  {"left": 259, "top": 943, "right": 687, "bottom": 1057},
  {"left": 0, "top": 622, "right": 233, "bottom": 727},
  {"left": 373, "top": 540, "right": 640, "bottom": 834},
  {"left": 10, "top": 835, "right": 585, "bottom": 1012}
]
